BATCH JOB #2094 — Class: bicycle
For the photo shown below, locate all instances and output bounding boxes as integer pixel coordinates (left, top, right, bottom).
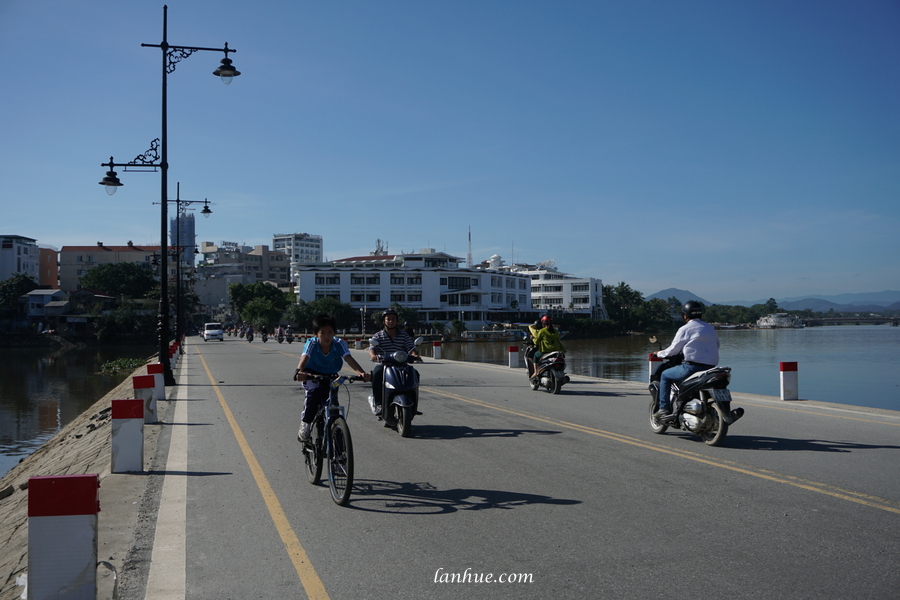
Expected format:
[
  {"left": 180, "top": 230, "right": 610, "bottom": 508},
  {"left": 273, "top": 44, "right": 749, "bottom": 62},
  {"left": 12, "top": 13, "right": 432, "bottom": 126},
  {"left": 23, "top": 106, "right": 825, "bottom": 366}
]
[{"left": 299, "top": 373, "right": 364, "bottom": 506}]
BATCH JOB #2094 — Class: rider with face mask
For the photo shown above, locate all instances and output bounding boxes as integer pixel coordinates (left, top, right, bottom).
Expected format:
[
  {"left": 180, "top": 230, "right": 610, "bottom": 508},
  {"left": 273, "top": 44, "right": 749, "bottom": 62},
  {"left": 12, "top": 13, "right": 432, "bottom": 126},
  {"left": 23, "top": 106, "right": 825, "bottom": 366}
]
[
  {"left": 368, "top": 308, "right": 420, "bottom": 415},
  {"left": 651, "top": 301, "right": 719, "bottom": 418}
]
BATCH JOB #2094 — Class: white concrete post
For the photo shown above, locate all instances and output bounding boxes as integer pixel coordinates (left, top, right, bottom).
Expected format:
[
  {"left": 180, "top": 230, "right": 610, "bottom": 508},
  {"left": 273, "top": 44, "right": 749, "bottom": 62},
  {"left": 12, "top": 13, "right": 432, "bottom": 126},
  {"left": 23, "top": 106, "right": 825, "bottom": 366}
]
[
  {"left": 111, "top": 399, "right": 144, "bottom": 473},
  {"left": 648, "top": 353, "right": 664, "bottom": 380},
  {"left": 508, "top": 345, "right": 519, "bottom": 368},
  {"left": 147, "top": 362, "right": 166, "bottom": 401},
  {"left": 780, "top": 361, "right": 799, "bottom": 401},
  {"left": 28, "top": 474, "right": 100, "bottom": 600},
  {"left": 433, "top": 341, "right": 442, "bottom": 360},
  {"left": 132, "top": 374, "right": 157, "bottom": 424}
]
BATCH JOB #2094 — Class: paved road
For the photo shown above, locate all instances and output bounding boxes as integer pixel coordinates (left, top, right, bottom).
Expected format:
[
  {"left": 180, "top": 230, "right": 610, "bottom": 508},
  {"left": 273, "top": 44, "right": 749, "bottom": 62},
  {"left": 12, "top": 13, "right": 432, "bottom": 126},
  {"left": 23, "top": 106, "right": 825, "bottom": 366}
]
[{"left": 132, "top": 336, "right": 900, "bottom": 599}]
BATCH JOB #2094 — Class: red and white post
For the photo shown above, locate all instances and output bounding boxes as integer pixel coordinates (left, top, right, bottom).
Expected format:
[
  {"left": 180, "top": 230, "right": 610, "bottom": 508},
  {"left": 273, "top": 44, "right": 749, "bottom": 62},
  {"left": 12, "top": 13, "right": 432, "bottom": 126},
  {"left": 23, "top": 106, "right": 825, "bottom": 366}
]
[
  {"left": 780, "top": 361, "right": 799, "bottom": 401},
  {"left": 147, "top": 362, "right": 166, "bottom": 401},
  {"left": 132, "top": 374, "right": 157, "bottom": 423},
  {"left": 648, "top": 353, "right": 664, "bottom": 381},
  {"left": 433, "top": 341, "right": 442, "bottom": 360},
  {"left": 111, "top": 398, "right": 144, "bottom": 473},
  {"left": 508, "top": 345, "right": 519, "bottom": 368},
  {"left": 28, "top": 474, "right": 100, "bottom": 599}
]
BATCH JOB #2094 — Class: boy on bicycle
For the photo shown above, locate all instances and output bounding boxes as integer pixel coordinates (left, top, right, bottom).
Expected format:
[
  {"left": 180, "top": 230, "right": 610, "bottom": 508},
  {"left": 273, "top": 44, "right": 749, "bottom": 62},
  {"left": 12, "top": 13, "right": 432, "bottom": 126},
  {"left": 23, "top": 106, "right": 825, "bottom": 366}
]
[{"left": 294, "top": 313, "right": 370, "bottom": 441}]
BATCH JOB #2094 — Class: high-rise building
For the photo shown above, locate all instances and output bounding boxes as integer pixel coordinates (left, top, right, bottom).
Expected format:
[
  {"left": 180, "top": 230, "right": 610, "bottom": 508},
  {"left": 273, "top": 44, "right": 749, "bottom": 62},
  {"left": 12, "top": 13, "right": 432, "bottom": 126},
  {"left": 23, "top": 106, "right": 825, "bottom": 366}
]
[
  {"left": 170, "top": 213, "right": 196, "bottom": 266},
  {"left": 273, "top": 232, "right": 323, "bottom": 264},
  {"left": 1, "top": 235, "right": 41, "bottom": 283}
]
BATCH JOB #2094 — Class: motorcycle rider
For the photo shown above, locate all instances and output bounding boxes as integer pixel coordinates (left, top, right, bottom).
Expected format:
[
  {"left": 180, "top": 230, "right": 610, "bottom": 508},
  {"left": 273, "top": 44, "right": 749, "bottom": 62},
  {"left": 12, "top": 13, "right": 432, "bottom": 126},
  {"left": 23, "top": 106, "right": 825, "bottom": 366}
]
[
  {"left": 368, "top": 308, "right": 420, "bottom": 416},
  {"left": 651, "top": 300, "right": 719, "bottom": 419},
  {"left": 532, "top": 315, "right": 565, "bottom": 360},
  {"left": 524, "top": 319, "right": 543, "bottom": 377}
]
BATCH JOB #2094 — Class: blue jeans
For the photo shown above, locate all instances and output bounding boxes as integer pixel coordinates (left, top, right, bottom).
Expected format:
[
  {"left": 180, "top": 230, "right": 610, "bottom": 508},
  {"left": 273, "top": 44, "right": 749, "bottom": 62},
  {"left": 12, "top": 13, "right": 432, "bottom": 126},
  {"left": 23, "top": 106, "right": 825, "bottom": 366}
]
[{"left": 658, "top": 363, "right": 707, "bottom": 412}]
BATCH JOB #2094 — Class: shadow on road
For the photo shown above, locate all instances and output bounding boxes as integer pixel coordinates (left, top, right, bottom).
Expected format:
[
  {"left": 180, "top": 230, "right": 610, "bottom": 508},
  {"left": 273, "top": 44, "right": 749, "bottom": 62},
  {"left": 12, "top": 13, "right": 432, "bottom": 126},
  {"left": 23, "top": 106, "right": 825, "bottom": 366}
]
[
  {"left": 721, "top": 436, "right": 900, "bottom": 452},
  {"left": 348, "top": 479, "right": 581, "bottom": 514},
  {"left": 411, "top": 424, "right": 562, "bottom": 440}
]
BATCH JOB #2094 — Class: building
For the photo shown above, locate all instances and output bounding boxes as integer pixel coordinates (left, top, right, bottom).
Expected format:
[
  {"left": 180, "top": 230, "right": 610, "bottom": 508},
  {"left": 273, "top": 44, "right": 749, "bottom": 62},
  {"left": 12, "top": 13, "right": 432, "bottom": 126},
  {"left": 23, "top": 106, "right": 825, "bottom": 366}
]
[
  {"left": 57, "top": 242, "right": 163, "bottom": 293},
  {"left": 170, "top": 212, "right": 197, "bottom": 266},
  {"left": 506, "top": 260, "right": 609, "bottom": 320},
  {"left": 274, "top": 232, "right": 323, "bottom": 284},
  {"left": 194, "top": 242, "right": 291, "bottom": 317},
  {"left": 38, "top": 245, "right": 59, "bottom": 288},
  {"left": 1, "top": 235, "right": 40, "bottom": 283},
  {"left": 293, "top": 249, "right": 533, "bottom": 328}
]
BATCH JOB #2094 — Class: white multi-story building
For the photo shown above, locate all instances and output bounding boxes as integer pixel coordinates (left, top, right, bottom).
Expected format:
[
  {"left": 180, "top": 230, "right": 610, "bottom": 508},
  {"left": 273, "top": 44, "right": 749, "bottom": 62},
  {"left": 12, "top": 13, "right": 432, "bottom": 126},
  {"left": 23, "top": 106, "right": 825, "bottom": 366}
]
[
  {"left": 507, "top": 260, "right": 609, "bottom": 320},
  {"left": 294, "top": 249, "right": 532, "bottom": 328},
  {"left": 1, "top": 235, "right": 40, "bottom": 283},
  {"left": 58, "top": 241, "right": 162, "bottom": 293},
  {"left": 274, "top": 232, "right": 323, "bottom": 266}
]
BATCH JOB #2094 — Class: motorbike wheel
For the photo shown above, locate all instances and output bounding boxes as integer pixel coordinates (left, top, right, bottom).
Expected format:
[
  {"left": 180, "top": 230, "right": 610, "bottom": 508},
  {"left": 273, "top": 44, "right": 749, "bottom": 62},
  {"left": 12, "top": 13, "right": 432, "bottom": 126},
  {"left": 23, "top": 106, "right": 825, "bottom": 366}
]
[
  {"left": 304, "top": 423, "right": 323, "bottom": 484},
  {"left": 648, "top": 396, "right": 669, "bottom": 434},
  {"left": 394, "top": 404, "right": 413, "bottom": 438},
  {"left": 328, "top": 417, "right": 354, "bottom": 506},
  {"left": 699, "top": 402, "right": 729, "bottom": 446},
  {"left": 542, "top": 370, "right": 557, "bottom": 394},
  {"left": 529, "top": 372, "right": 539, "bottom": 391}
]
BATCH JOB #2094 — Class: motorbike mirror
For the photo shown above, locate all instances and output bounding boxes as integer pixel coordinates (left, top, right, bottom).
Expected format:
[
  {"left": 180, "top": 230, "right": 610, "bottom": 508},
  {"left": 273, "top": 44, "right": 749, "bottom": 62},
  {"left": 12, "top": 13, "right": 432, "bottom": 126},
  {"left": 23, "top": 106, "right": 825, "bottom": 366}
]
[
  {"left": 414, "top": 336, "right": 425, "bottom": 346},
  {"left": 649, "top": 336, "right": 657, "bottom": 344},
  {"left": 369, "top": 338, "right": 380, "bottom": 346}
]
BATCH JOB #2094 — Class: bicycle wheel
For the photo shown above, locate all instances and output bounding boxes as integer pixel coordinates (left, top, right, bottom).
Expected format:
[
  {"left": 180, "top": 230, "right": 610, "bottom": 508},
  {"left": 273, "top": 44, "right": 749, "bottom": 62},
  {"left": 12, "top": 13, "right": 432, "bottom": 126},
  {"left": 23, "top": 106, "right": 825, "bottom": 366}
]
[
  {"left": 328, "top": 417, "right": 354, "bottom": 506},
  {"left": 304, "top": 421, "right": 323, "bottom": 484}
]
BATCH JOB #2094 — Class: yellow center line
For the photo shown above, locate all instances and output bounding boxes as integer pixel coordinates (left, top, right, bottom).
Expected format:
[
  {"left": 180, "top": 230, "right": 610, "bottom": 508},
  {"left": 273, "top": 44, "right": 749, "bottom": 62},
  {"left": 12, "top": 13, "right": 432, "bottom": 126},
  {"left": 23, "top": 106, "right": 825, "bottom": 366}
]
[
  {"left": 422, "top": 386, "right": 900, "bottom": 516},
  {"left": 196, "top": 349, "right": 330, "bottom": 600}
]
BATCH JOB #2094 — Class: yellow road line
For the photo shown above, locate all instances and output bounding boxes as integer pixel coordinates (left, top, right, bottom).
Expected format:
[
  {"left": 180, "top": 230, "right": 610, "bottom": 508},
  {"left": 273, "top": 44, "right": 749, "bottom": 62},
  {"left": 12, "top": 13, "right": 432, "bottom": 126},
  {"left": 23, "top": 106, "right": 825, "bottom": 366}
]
[
  {"left": 197, "top": 350, "right": 330, "bottom": 600},
  {"left": 423, "top": 386, "right": 900, "bottom": 516}
]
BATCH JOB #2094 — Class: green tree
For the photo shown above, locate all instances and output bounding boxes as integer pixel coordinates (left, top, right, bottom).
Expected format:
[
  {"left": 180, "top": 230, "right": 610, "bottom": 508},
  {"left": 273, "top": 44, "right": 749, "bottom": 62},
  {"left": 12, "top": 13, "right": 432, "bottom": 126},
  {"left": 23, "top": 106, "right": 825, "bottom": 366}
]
[
  {"left": 78, "top": 263, "right": 156, "bottom": 298},
  {"left": 602, "top": 282, "right": 645, "bottom": 332},
  {"left": 229, "top": 282, "right": 290, "bottom": 316},
  {"left": 764, "top": 297, "right": 779, "bottom": 313},
  {"left": 450, "top": 319, "right": 467, "bottom": 336},
  {"left": 241, "top": 297, "right": 284, "bottom": 329},
  {"left": 0, "top": 273, "right": 38, "bottom": 312}
]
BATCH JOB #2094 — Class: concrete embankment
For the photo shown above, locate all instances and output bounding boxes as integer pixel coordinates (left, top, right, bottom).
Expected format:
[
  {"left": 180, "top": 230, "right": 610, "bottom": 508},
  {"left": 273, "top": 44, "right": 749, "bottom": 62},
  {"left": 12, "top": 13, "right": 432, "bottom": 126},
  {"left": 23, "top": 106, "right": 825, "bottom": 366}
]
[{"left": 0, "top": 364, "right": 167, "bottom": 600}]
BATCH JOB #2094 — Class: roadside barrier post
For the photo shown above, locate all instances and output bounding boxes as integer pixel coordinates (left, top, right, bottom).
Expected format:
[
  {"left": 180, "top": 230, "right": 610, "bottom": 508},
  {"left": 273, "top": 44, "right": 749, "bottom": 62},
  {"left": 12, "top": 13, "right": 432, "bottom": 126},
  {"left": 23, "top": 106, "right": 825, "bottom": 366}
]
[
  {"left": 28, "top": 474, "right": 100, "bottom": 599},
  {"left": 508, "top": 345, "right": 519, "bottom": 368},
  {"left": 111, "top": 399, "right": 144, "bottom": 473},
  {"left": 147, "top": 362, "right": 166, "bottom": 401},
  {"left": 132, "top": 374, "right": 157, "bottom": 423},
  {"left": 780, "top": 362, "right": 799, "bottom": 401},
  {"left": 433, "top": 341, "right": 442, "bottom": 360},
  {"left": 648, "top": 353, "right": 664, "bottom": 379}
]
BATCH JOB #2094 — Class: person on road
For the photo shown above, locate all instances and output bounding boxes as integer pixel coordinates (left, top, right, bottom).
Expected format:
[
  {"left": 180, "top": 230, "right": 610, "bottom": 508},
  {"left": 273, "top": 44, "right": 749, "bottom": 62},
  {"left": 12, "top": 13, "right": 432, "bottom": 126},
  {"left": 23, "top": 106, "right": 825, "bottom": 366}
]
[
  {"left": 368, "top": 308, "right": 419, "bottom": 415},
  {"left": 651, "top": 301, "right": 719, "bottom": 418},
  {"left": 532, "top": 315, "right": 565, "bottom": 360},
  {"left": 294, "top": 313, "right": 370, "bottom": 442},
  {"left": 524, "top": 319, "right": 544, "bottom": 377}
]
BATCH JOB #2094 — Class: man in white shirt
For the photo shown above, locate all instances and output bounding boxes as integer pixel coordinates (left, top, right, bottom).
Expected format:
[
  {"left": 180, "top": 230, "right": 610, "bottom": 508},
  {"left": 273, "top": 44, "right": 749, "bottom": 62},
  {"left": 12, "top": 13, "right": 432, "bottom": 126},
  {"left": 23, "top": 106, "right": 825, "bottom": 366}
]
[{"left": 652, "top": 301, "right": 719, "bottom": 418}]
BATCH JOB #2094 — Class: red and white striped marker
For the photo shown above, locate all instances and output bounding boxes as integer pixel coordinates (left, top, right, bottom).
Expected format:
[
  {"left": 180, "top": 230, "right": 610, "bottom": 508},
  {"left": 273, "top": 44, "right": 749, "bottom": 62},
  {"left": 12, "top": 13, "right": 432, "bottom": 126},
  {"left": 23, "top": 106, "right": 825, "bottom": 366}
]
[
  {"left": 132, "top": 374, "right": 157, "bottom": 423},
  {"left": 433, "top": 341, "right": 442, "bottom": 360},
  {"left": 28, "top": 474, "right": 100, "bottom": 599},
  {"left": 111, "top": 399, "right": 144, "bottom": 473},
  {"left": 508, "top": 345, "right": 519, "bottom": 368},
  {"left": 780, "top": 361, "right": 799, "bottom": 401},
  {"left": 147, "top": 362, "right": 166, "bottom": 401}
]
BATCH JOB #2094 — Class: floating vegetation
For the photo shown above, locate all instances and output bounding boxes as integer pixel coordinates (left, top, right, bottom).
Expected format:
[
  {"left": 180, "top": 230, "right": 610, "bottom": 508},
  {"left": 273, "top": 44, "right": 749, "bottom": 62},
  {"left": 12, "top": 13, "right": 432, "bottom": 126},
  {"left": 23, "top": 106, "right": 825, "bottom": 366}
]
[{"left": 99, "top": 357, "right": 147, "bottom": 374}]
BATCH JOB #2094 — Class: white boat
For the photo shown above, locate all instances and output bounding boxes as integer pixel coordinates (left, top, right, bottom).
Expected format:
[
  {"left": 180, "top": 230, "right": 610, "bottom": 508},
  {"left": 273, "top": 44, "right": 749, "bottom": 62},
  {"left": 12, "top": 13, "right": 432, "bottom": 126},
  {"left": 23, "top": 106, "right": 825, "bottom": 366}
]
[{"left": 756, "top": 313, "right": 804, "bottom": 329}]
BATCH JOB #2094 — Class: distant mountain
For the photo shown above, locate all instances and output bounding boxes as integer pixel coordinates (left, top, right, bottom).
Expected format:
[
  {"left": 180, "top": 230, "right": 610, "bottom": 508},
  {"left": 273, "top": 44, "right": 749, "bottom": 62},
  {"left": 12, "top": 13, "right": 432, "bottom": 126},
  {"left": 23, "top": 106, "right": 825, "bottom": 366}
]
[
  {"left": 720, "top": 290, "right": 900, "bottom": 308},
  {"left": 646, "top": 288, "right": 713, "bottom": 306}
]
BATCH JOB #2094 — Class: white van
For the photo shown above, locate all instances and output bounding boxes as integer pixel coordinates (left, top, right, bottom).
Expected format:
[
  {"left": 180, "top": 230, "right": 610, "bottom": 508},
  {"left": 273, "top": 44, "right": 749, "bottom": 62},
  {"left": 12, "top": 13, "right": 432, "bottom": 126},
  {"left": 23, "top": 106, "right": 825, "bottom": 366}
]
[{"left": 203, "top": 322, "right": 224, "bottom": 341}]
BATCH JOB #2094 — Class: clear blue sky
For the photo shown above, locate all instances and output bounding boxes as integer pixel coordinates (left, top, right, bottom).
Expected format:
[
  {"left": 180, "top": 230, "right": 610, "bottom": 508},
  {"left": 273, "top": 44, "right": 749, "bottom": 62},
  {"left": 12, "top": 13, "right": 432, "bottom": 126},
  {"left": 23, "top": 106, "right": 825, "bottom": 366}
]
[{"left": 3, "top": 1, "right": 898, "bottom": 303}]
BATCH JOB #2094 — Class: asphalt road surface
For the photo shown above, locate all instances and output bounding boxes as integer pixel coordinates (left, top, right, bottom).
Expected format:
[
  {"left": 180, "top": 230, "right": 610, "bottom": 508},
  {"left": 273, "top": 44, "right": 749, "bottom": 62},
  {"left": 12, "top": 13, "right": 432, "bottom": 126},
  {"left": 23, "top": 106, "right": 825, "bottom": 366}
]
[{"left": 129, "top": 336, "right": 900, "bottom": 600}]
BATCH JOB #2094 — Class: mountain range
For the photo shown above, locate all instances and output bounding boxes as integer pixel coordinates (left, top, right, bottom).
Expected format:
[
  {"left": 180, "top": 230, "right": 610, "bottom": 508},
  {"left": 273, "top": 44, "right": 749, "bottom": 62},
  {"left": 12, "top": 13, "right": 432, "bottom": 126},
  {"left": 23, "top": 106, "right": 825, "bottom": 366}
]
[{"left": 646, "top": 289, "right": 900, "bottom": 313}]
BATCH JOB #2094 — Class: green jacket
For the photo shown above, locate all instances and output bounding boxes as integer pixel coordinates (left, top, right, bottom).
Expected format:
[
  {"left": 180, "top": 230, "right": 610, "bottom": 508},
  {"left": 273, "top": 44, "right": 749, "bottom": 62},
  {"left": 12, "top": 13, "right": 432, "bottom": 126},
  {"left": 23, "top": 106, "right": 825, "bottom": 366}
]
[{"left": 533, "top": 328, "right": 565, "bottom": 354}]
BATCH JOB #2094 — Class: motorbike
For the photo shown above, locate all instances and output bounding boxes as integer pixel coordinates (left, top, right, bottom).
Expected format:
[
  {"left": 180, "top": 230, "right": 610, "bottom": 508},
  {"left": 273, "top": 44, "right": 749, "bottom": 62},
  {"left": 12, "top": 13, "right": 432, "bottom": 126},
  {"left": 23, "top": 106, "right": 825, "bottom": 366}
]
[
  {"left": 648, "top": 336, "right": 744, "bottom": 446},
  {"left": 524, "top": 341, "right": 569, "bottom": 394},
  {"left": 277, "top": 333, "right": 284, "bottom": 343},
  {"left": 367, "top": 337, "right": 424, "bottom": 438},
  {"left": 247, "top": 331, "right": 254, "bottom": 343},
  {"left": 286, "top": 334, "right": 293, "bottom": 344},
  {"left": 262, "top": 332, "right": 268, "bottom": 343}
]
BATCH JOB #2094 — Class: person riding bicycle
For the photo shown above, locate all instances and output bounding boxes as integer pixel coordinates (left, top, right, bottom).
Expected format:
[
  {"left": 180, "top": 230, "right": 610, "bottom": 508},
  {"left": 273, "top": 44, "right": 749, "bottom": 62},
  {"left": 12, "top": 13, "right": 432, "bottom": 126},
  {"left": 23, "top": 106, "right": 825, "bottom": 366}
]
[
  {"left": 294, "top": 313, "right": 370, "bottom": 441},
  {"left": 368, "top": 308, "right": 419, "bottom": 416},
  {"left": 651, "top": 300, "right": 719, "bottom": 419}
]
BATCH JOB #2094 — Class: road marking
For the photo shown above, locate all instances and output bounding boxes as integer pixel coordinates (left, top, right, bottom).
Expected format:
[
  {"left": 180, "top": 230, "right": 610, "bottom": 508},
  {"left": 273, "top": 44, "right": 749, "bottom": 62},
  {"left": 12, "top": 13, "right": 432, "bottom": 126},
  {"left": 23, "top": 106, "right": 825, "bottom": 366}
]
[
  {"left": 144, "top": 353, "right": 189, "bottom": 599},
  {"left": 196, "top": 350, "right": 331, "bottom": 600},
  {"left": 423, "top": 386, "right": 900, "bottom": 516}
]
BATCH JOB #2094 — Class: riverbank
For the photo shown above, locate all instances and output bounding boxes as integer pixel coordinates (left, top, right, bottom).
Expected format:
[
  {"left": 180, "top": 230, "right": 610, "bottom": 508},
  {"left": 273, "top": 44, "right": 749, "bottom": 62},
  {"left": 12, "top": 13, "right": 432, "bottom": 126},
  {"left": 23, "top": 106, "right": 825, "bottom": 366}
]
[{"left": 0, "top": 363, "right": 170, "bottom": 600}]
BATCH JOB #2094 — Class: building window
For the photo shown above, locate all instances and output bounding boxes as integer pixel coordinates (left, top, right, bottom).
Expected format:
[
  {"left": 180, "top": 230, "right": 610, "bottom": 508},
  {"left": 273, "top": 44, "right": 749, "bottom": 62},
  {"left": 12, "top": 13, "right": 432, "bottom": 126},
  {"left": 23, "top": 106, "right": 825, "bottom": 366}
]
[
  {"left": 366, "top": 294, "right": 380, "bottom": 302},
  {"left": 326, "top": 275, "right": 340, "bottom": 285},
  {"left": 366, "top": 275, "right": 380, "bottom": 285},
  {"left": 390, "top": 275, "right": 405, "bottom": 285},
  {"left": 351, "top": 275, "right": 365, "bottom": 285},
  {"left": 408, "top": 293, "right": 421, "bottom": 302},
  {"left": 447, "top": 276, "right": 469, "bottom": 290},
  {"left": 351, "top": 294, "right": 364, "bottom": 302},
  {"left": 407, "top": 275, "right": 421, "bottom": 285},
  {"left": 391, "top": 293, "right": 405, "bottom": 302}
]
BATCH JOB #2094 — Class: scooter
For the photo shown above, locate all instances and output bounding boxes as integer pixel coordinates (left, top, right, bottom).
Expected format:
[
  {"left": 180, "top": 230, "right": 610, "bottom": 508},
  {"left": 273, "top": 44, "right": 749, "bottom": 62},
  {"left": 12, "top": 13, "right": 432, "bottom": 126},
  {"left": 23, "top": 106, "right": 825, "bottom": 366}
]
[
  {"left": 524, "top": 341, "right": 569, "bottom": 394},
  {"left": 247, "top": 331, "right": 254, "bottom": 343},
  {"left": 262, "top": 332, "right": 268, "bottom": 343},
  {"left": 368, "top": 337, "right": 424, "bottom": 438},
  {"left": 277, "top": 333, "right": 284, "bottom": 343},
  {"left": 648, "top": 336, "right": 744, "bottom": 446}
]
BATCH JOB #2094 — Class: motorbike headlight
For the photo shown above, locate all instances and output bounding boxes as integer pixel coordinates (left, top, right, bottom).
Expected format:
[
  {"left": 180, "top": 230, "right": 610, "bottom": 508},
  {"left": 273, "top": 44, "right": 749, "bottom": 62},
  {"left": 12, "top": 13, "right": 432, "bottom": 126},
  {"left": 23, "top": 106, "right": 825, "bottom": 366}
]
[{"left": 392, "top": 351, "right": 408, "bottom": 363}]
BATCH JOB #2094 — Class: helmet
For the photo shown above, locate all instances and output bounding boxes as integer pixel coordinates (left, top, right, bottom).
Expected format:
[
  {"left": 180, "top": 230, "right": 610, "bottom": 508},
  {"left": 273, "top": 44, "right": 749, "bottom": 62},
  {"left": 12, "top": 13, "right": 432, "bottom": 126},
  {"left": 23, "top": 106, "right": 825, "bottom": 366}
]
[
  {"left": 682, "top": 301, "right": 704, "bottom": 319},
  {"left": 382, "top": 308, "right": 398, "bottom": 319},
  {"left": 540, "top": 315, "right": 552, "bottom": 325}
]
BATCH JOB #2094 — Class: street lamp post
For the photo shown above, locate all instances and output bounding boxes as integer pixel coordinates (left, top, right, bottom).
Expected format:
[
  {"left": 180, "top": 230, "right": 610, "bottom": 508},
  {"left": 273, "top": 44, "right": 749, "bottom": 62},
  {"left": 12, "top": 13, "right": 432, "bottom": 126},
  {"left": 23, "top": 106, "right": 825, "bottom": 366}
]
[{"left": 99, "top": 5, "right": 239, "bottom": 385}]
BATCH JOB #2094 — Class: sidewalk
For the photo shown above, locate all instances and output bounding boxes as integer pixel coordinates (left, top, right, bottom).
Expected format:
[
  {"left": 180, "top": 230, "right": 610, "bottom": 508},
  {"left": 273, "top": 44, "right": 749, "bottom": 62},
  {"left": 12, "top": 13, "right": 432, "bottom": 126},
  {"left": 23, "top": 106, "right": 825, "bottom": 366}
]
[{"left": 0, "top": 365, "right": 172, "bottom": 600}]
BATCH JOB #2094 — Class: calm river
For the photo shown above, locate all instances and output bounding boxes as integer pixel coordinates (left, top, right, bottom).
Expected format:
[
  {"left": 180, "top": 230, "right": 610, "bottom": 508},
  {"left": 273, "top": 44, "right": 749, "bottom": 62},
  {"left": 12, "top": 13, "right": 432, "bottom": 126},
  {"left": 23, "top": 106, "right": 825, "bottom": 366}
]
[
  {"left": 0, "top": 343, "right": 155, "bottom": 478},
  {"left": 423, "top": 325, "right": 900, "bottom": 412}
]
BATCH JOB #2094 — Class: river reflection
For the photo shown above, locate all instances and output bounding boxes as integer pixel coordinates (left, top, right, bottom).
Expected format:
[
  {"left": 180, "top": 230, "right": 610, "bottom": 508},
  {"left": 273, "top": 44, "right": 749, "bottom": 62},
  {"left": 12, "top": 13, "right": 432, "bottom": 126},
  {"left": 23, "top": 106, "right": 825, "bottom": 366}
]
[
  {"left": 423, "top": 325, "right": 900, "bottom": 412},
  {"left": 0, "top": 343, "right": 155, "bottom": 477}
]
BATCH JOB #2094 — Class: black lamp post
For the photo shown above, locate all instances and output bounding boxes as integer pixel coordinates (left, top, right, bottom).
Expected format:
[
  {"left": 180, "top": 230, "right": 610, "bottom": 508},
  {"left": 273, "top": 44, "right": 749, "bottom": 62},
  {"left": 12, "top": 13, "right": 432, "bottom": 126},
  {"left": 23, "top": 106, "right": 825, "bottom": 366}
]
[{"left": 99, "top": 5, "right": 239, "bottom": 385}]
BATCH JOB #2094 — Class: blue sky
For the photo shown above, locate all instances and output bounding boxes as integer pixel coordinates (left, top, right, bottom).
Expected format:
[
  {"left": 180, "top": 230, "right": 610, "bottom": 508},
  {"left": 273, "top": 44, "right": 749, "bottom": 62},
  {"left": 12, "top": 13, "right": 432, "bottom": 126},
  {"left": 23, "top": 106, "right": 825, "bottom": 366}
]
[{"left": 2, "top": 1, "right": 898, "bottom": 303}]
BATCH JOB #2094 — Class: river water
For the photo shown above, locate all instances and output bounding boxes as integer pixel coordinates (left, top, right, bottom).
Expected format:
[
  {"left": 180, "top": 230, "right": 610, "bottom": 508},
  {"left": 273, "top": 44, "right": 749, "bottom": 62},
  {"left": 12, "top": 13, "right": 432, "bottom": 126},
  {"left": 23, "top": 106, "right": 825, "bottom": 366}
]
[
  {"left": 0, "top": 343, "right": 155, "bottom": 478},
  {"left": 423, "top": 325, "right": 900, "bottom": 412}
]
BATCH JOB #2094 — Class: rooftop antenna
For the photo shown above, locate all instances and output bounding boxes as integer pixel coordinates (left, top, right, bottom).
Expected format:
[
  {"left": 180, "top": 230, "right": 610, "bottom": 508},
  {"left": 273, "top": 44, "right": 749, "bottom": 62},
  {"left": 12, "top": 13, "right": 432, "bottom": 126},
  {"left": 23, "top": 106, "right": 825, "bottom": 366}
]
[{"left": 467, "top": 226, "right": 473, "bottom": 268}]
